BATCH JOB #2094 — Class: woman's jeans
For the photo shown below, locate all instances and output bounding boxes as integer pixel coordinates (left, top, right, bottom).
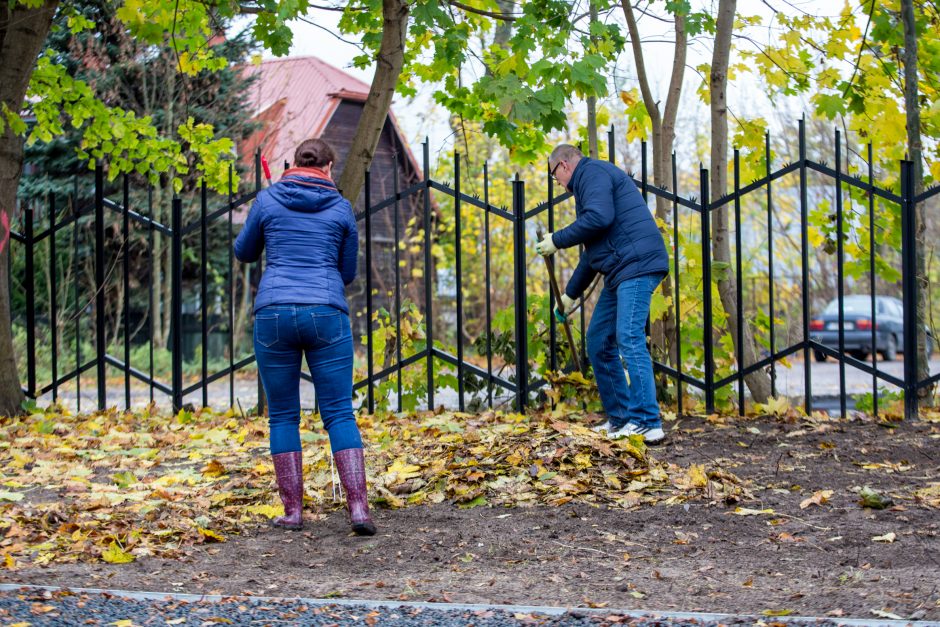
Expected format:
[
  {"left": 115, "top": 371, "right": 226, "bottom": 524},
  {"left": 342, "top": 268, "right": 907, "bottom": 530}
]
[
  {"left": 253, "top": 304, "right": 361, "bottom": 455},
  {"left": 586, "top": 273, "right": 665, "bottom": 430}
]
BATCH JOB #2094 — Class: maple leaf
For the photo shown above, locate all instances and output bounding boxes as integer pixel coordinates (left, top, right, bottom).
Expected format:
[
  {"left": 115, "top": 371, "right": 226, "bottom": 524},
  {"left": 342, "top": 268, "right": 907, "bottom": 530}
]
[{"left": 101, "top": 541, "right": 135, "bottom": 564}]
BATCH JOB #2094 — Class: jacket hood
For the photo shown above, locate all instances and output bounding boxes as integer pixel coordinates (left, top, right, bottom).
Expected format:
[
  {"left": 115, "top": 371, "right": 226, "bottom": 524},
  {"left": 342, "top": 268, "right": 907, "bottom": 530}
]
[{"left": 266, "top": 168, "right": 346, "bottom": 213}]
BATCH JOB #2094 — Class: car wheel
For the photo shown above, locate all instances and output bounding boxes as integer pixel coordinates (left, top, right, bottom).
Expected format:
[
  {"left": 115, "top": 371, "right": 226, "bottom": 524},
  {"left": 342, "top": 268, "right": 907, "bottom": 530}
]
[
  {"left": 850, "top": 349, "right": 869, "bottom": 361},
  {"left": 814, "top": 350, "right": 828, "bottom": 363},
  {"left": 881, "top": 334, "right": 897, "bottom": 361}
]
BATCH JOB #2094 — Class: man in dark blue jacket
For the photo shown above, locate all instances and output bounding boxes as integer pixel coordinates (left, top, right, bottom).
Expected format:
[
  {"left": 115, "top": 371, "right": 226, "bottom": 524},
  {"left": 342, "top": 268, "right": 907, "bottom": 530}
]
[{"left": 536, "top": 144, "right": 668, "bottom": 444}]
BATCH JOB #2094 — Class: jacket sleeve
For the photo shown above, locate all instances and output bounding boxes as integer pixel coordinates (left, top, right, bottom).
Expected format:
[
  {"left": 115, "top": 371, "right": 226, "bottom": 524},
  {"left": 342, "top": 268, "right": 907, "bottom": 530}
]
[
  {"left": 339, "top": 207, "right": 359, "bottom": 286},
  {"left": 565, "top": 254, "right": 597, "bottom": 300},
  {"left": 552, "top": 163, "right": 615, "bottom": 249},
  {"left": 234, "top": 197, "right": 264, "bottom": 263}
]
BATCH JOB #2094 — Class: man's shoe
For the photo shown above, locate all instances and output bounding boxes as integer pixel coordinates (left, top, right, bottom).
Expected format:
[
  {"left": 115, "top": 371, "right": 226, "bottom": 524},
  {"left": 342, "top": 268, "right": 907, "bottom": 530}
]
[
  {"left": 608, "top": 422, "right": 665, "bottom": 444},
  {"left": 591, "top": 420, "right": 612, "bottom": 434}
]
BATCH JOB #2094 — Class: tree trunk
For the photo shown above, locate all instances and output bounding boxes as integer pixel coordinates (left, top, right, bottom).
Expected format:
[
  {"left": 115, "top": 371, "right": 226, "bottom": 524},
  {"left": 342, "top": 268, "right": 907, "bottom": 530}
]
[
  {"left": 900, "top": 0, "right": 931, "bottom": 403},
  {"left": 0, "top": 1, "right": 58, "bottom": 416},
  {"left": 585, "top": 1, "right": 599, "bottom": 159},
  {"left": 709, "top": 0, "right": 771, "bottom": 406},
  {"left": 337, "top": 0, "right": 410, "bottom": 206},
  {"left": 621, "top": 1, "right": 684, "bottom": 371}
]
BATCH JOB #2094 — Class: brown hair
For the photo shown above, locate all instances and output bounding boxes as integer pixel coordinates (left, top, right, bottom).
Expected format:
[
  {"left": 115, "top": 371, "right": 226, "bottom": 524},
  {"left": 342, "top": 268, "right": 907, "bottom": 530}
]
[{"left": 294, "top": 138, "right": 336, "bottom": 168}]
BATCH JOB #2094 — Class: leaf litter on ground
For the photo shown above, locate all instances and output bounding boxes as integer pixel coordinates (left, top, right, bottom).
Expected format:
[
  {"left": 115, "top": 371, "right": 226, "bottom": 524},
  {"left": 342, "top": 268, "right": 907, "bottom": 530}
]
[{"left": 1, "top": 403, "right": 751, "bottom": 568}]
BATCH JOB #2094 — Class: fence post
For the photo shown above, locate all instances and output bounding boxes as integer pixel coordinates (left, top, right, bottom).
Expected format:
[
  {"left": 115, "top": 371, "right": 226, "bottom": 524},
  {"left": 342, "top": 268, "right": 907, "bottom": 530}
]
[
  {"left": 365, "top": 168, "right": 374, "bottom": 413},
  {"left": 513, "top": 176, "right": 529, "bottom": 412},
  {"left": 24, "top": 206, "right": 35, "bottom": 399},
  {"left": 799, "top": 118, "right": 812, "bottom": 414},
  {"left": 900, "top": 159, "right": 918, "bottom": 421},
  {"left": 171, "top": 196, "right": 184, "bottom": 412},
  {"left": 700, "top": 167, "right": 715, "bottom": 414},
  {"left": 95, "top": 162, "right": 107, "bottom": 410},
  {"left": 423, "top": 140, "right": 435, "bottom": 411}
]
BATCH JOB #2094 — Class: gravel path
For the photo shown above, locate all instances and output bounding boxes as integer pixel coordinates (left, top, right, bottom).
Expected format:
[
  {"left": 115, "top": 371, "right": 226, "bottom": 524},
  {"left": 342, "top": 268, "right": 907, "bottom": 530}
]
[{"left": 1, "top": 585, "right": 933, "bottom": 627}]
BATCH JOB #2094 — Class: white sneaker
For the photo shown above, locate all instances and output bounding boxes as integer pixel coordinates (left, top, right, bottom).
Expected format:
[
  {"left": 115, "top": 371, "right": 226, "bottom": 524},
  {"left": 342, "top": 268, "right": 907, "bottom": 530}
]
[
  {"left": 608, "top": 422, "right": 665, "bottom": 444},
  {"left": 591, "top": 420, "right": 612, "bottom": 433}
]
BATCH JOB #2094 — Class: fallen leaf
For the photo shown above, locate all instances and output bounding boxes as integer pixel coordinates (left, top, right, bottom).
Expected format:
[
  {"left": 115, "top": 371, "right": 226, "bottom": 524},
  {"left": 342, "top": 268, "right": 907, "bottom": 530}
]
[
  {"left": 733, "top": 507, "right": 775, "bottom": 516},
  {"left": 101, "top": 541, "right": 135, "bottom": 564},
  {"left": 800, "top": 489, "right": 834, "bottom": 509},
  {"left": 872, "top": 532, "right": 896, "bottom": 543},
  {"left": 761, "top": 609, "right": 793, "bottom": 616}
]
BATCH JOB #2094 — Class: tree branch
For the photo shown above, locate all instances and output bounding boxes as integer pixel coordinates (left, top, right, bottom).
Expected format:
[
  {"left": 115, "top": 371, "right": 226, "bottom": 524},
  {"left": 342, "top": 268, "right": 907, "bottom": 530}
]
[{"left": 448, "top": 0, "right": 517, "bottom": 21}]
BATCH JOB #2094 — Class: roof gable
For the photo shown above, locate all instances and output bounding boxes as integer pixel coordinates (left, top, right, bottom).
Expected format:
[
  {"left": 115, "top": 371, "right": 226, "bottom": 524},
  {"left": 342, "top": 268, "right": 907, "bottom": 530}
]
[{"left": 241, "top": 56, "right": 419, "bottom": 179}]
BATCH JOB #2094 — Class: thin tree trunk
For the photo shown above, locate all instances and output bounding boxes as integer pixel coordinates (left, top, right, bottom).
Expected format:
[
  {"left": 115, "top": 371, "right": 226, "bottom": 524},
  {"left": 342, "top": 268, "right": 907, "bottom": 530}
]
[
  {"left": 900, "top": 0, "right": 931, "bottom": 402},
  {"left": 621, "top": 1, "right": 684, "bottom": 370},
  {"left": 337, "top": 0, "right": 410, "bottom": 205},
  {"left": 585, "top": 1, "right": 599, "bottom": 159},
  {"left": 0, "top": 1, "right": 58, "bottom": 416},
  {"left": 710, "top": 0, "right": 771, "bottom": 405}
]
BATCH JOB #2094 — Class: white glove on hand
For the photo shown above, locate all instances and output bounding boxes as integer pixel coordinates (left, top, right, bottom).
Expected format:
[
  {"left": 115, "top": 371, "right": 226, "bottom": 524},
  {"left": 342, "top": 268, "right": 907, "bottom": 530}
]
[
  {"left": 536, "top": 232, "right": 558, "bottom": 257},
  {"left": 554, "top": 294, "right": 577, "bottom": 323},
  {"left": 559, "top": 294, "right": 576, "bottom": 314}
]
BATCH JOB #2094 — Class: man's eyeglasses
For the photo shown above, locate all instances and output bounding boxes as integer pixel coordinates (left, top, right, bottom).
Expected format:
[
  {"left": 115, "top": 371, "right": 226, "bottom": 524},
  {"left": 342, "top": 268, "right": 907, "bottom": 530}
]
[{"left": 550, "top": 161, "right": 564, "bottom": 179}]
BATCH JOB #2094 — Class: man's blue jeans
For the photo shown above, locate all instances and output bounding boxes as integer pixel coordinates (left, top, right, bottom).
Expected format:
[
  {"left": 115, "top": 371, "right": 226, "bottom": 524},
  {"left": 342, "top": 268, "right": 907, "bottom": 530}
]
[
  {"left": 254, "top": 304, "right": 362, "bottom": 455},
  {"left": 586, "top": 273, "right": 665, "bottom": 430}
]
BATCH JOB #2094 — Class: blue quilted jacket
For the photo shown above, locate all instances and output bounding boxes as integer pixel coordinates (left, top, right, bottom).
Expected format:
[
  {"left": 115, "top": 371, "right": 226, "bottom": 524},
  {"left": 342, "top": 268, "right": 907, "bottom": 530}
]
[
  {"left": 552, "top": 158, "right": 669, "bottom": 298},
  {"left": 234, "top": 168, "right": 358, "bottom": 314}
]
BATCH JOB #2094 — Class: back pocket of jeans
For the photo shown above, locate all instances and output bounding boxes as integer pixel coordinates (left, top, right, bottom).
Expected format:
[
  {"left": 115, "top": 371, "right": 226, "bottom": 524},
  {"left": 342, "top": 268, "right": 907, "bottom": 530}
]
[
  {"left": 312, "top": 311, "right": 349, "bottom": 343},
  {"left": 255, "top": 314, "right": 279, "bottom": 347}
]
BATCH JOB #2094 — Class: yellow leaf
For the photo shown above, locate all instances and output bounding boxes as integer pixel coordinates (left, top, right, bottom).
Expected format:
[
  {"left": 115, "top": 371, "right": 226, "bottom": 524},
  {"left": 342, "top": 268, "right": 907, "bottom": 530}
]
[
  {"left": 688, "top": 464, "right": 708, "bottom": 488},
  {"left": 872, "top": 532, "right": 896, "bottom": 543},
  {"left": 110, "top": 621, "right": 136, "bottom": 627},
  {"left": 733, "top": 507, "right": 775, "bottom": 516},
  {"left": 762, "top": 609, "right": 793, "bottom": 616},
  {"left": 101, "top": 541, "right": 135, "bottom": 564},
  {"left": 799, "top": 489, "right": 834, "bottom": 509},
  {"left": 758, "top": 396, "right": 790, "bottom": 417},
  {"left": 198, "top": 527, "right": 226, "bottom": 543},
  {"left": 245, "top": 504, "right": 281, "bottom": 519}
]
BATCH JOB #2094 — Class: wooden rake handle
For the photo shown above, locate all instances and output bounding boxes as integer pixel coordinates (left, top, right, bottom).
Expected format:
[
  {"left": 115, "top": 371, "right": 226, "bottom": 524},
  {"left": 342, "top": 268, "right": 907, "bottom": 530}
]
[{"left": 536, "top": 227, "right": 582, "bottom": 373}]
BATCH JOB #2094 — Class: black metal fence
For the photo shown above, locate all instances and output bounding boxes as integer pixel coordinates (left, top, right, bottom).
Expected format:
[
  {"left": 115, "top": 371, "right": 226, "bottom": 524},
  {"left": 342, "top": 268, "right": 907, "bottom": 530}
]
[{"left": 9, "top": 119, "right": 940, "bottom": 420}]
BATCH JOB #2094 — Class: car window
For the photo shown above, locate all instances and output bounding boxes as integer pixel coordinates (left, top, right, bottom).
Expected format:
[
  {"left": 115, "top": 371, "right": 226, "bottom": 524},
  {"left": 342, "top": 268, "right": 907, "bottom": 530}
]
[{"left": 824, "top": 297, "right": 873, "bottom": 315}]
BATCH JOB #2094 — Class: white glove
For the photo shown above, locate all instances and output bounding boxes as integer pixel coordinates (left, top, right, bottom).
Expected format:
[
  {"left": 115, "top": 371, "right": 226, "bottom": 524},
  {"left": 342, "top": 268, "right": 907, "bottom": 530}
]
[{"left": 536, "top": 232, "right": 558, "bottom": 257}]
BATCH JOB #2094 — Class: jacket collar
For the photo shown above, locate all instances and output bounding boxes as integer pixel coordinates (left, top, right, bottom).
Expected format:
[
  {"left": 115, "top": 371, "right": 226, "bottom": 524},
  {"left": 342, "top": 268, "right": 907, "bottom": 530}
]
[
  {"left": 282, "top": 167, "right": 336, "bottom": 187},
  {"left": 567, "top": 157, "right": 592, "bottom": 193}
]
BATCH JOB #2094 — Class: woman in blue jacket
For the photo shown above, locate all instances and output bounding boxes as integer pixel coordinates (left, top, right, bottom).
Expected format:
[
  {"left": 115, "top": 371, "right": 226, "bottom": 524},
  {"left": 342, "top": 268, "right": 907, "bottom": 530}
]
[{"left": 234, "top": 138, "right": 375, "bottom": 535}]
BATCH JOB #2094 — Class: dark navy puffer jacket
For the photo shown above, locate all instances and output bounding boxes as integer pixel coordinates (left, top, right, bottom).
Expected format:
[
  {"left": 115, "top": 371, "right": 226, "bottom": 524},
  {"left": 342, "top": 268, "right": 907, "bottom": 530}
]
[
  {"left": 552, "top": 158, "right": 669, "bottom": 298},
  {"left": 234, "top": 168, "right": 358, "bottom": 314}
]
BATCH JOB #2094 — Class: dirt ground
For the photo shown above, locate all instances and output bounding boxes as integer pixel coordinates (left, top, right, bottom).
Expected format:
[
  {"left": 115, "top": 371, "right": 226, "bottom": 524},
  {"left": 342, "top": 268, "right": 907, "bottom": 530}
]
[{"left": 5, "top": 411, "right": 939, "bottom": 622}]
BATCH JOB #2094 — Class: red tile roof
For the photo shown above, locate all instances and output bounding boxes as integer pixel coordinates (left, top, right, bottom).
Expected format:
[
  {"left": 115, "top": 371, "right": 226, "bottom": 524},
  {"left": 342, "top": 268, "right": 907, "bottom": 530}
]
[{"left": 241, "top": 55, "right": 420, "bottom": 180}]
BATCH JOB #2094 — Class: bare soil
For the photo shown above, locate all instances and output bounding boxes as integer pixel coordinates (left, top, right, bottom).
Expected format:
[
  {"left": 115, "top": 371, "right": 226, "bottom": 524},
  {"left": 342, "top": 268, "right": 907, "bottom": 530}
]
[{"left": 5, "top": 412, "right": 939, "bottom": 621}]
